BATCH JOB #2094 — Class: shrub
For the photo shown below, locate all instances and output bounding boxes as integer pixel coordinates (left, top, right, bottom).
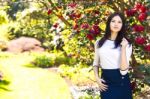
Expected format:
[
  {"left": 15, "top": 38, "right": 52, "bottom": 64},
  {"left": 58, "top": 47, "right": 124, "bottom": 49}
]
[{"left": 31, "top": 54, "right": 54, "bottom": 68}]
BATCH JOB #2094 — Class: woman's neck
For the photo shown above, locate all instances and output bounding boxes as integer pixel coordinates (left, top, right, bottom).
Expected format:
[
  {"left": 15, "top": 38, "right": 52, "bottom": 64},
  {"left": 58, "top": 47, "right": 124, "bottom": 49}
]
[{"left": 109, "top": 32, "right": 118, "bottom": 40}]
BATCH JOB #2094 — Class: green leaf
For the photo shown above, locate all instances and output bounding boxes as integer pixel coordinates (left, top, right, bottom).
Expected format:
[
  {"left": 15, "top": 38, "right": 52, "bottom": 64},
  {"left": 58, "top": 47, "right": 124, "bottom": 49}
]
[{"left": 147, "top": 11, "right": 150, "bottom": 16}]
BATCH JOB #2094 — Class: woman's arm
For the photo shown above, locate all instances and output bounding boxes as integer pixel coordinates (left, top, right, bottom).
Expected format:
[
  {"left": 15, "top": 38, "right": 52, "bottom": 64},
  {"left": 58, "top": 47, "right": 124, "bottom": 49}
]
[
  {"left": 93, "top": 66, "right": 100, "bottom": 80},
  {"left": 93, "top": 40, "right": 100, "bottom": 79},
  {"left": 120, "top": 38, "right": 132, "bottom": 75},
  {"left": 93, "top": 40, "right": 108, "bottom": 91},
  {"left": 120, "top": 46, "right": 129, "bottom": 70}
]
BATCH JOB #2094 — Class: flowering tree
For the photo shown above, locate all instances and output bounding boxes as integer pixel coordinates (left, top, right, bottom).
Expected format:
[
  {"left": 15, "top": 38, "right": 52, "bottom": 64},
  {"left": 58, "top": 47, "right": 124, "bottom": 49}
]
[{"left": 45, "top": 0, "right": 150, "bottom": 97}]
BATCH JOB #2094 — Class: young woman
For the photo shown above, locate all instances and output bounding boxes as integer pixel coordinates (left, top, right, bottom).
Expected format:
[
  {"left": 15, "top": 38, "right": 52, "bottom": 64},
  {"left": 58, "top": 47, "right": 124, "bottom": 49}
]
[{"left": 93, "top": 12, "right": 133, "bottom": 99}]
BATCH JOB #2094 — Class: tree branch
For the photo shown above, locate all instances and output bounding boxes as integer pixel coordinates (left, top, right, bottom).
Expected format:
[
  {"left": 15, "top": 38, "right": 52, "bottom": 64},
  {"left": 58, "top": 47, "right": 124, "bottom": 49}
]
[{"left": 46, "top": 0, "right": 71, "bottom": 26}]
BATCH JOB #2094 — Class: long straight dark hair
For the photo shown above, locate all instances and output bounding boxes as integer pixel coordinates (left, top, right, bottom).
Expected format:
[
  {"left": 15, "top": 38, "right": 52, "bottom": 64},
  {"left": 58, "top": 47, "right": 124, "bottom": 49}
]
[{"left": 97, "top": 12, "right": 132, "bottom": 49}]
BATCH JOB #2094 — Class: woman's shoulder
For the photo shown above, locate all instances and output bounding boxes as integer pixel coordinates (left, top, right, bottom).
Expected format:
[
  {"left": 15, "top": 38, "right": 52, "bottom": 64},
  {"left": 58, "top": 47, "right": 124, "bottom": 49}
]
[
  {"left": 95, "top": 39, "right": 100, "bottom": 44},
  {"left": 94, "top": 39, "right": 101, "bottom": 48}
]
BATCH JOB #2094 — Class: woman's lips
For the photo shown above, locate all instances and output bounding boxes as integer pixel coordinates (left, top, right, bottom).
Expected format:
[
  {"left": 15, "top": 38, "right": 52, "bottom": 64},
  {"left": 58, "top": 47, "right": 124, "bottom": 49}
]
[{"left": 114, "top": 27, "right": 118, "bottom": 28}]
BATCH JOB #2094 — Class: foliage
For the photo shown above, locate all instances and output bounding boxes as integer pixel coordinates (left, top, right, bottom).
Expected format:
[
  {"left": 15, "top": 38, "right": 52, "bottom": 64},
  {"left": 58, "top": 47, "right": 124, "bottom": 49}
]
[
  {"left": 29, "top": 54, "right": 54, "bottom": 68},
  {"left": 27, "top": 52, "right": 77, "bottom": 68},
  {"left": 0, "top": 10, "right": 8, "bottom": 25},
  {"left": 58, "top": 63, "right": 95, "bottom": 86},
  {"left": 79, "top": 93, "right": 100, "bottom": 99},
  {"left": 54, "top": 55, "right": 76, "bottom": 66},
  {"left": 6, "top": 0, "right": 30, "bottom": 20},
  {"left": 0, "top": 10, "right": 10, "bottom": 41}
]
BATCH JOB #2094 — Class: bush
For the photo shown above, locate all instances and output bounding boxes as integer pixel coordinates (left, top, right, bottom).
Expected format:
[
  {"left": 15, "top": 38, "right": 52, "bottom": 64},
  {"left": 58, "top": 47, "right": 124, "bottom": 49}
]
[
  {"left": 31, "top": 54, "right": 54, "bottom": 68},
  {"left": 58, "top": 63, "right": 95, "bottom": 86},
  {"left": 54, "top": 55, "right": 76, "bottom": 66}
]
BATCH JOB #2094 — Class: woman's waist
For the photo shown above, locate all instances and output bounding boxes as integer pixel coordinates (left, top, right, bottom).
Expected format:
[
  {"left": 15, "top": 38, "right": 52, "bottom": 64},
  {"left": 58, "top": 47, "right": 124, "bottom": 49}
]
[
  {"left": 100, "top": 64, "right": 120, "bottom": 69},
  {"left": 101, "top": 68, "right": 130, "bottom": 85}
]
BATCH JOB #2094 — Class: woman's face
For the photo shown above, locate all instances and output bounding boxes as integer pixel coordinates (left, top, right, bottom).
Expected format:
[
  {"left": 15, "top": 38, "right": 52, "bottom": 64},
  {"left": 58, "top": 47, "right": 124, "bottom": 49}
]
[{"left": 110, "top": 15, "right": 123, "bottom": 33}]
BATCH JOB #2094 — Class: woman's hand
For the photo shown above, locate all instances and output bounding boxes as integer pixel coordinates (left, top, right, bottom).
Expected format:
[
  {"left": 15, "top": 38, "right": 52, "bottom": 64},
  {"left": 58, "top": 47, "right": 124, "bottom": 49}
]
[
  {"left": 120, "top": 37, "right": 128, "bottom": 48},
  {"left": 96, "top": 78, "right": 108, "bottom": 92}
]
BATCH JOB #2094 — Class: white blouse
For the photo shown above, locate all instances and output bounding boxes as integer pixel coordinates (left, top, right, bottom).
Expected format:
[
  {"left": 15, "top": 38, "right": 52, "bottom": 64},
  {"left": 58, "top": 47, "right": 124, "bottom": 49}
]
[{"left": 93, "top": 39, "right": 132, "bottom": 75}]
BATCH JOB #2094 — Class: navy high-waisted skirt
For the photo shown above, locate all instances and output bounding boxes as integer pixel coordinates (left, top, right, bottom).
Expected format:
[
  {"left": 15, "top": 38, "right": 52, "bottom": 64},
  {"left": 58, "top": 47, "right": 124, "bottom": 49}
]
[{"left": 100, "top": 69, "right": 133, "bottom": 99}]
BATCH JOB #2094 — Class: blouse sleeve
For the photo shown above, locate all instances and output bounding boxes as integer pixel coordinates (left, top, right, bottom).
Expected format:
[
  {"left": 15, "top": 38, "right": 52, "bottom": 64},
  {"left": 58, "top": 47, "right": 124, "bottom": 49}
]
[
  {"left": 92, "top": 40, "right": 100, "bottom": 67},
  {"left": 120, "top": 44, "right": 133, "bottom": 75}
]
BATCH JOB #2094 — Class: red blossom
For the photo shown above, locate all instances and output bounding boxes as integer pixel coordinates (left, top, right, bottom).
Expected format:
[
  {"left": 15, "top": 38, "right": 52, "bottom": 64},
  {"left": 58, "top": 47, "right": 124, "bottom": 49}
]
[
  {"left": 53, "top": 23, "right": 59, "bottom": 28},
  {"left": 132, "top": 25, "right": 145, "bottom": 32},
  {"left": 73, "top": 24, "right": 79, "bottom": 30},
  {"left": 94, "top": 10, "right": 100, "bottom": 15},
  {"left": 81, "top": 23, "right": 89, "bottom": 29},
  {"left": 139, "top": 5, "right": 147, "bottom": 13},
  {"left": 68, "top": 3, "right": 77, "bottom": 8},
  {"left": 135, "top": 37, "right": 146, "bottom": 45},
  {"left": 86, "top": 33, "right": 94, "bottom": 40},
  {"left": 144, "top": 45, "right": 150, "bottom": 51},
  {"left": 125, "top": 9, "right": 136, "bottom": 17},
  {"left": 76, "top": 30, "right": 80, "bottom": 33},
  {"left": 134, "top": 2, "right": 142, "bottom": 10},
  {"left": 89, "top": 29, "right": 95, "bottom": 34},
  {"left": 69, "top": 13, "right": 77, "bottom": 19},
  {"left": 69, "top": 13, "right": 81, "bottom": 19},
  {"left": 91, "top": 25, "right": 101, "bottom": 35},
  {"left": 47, "top": 9, "right": 52, "bottom": 15},
  {"left": 138, "top": 13, "right": 147, "bottom": 21},
  {"left": 93, "top": 25, "right": 99, "bottom": 30},
  {"left": 76, "top": 13, "right": 81, "bottom": 18},
  {"left": 94, "top": 21, "right": 100, "bottom": 25}
]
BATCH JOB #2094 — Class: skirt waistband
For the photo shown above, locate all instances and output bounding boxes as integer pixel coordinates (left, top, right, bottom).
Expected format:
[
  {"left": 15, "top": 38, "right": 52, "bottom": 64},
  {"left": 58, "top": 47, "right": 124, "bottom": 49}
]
[{"left": 101, "top": 68, "right": 130, "bottom": 86}]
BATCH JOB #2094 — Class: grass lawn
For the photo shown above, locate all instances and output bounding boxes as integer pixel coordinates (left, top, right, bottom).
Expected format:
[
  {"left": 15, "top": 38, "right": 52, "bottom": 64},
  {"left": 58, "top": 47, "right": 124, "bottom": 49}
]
[{"left": 0, "top": 52, "right": 72, "bottom": 99}]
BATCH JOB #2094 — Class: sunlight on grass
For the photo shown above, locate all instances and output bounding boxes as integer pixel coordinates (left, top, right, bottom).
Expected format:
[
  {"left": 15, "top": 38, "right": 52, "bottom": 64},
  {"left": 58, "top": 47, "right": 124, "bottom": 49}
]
[{"left": 0, "top": 52, "right": 72, "bottom": 99}]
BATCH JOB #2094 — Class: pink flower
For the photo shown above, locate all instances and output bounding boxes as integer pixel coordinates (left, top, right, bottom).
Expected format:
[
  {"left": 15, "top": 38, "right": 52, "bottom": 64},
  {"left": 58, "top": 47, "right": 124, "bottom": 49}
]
[
  {"left": 138, "top": 13, "right": 147, "bottom": 21},
  {"left": 135, "top": 37, "right": 146, "bottom": 45},
  {"left": 132, "top": 25, "right": 145, "bottom": 32},
  {"left": 144, "top": 45, "right": 150, "bottom": 51}
]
